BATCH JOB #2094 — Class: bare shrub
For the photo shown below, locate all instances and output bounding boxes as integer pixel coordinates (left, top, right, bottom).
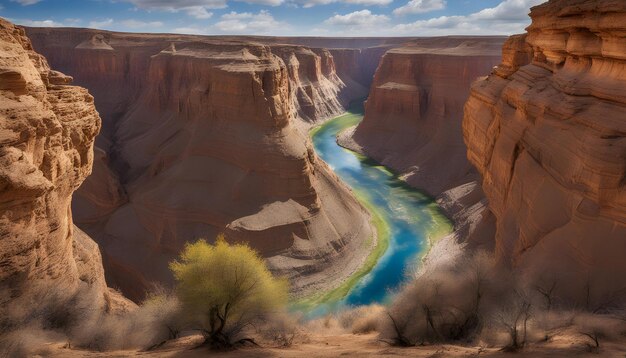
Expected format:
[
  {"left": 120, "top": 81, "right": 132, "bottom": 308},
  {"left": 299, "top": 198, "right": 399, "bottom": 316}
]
[
  {"left": 380, "top": 251, "right": 497, "bottom": 346},
  {"left": 136, "top": 292, "right": 184, "bottom": 350},
  {"left": 532, "top": 310, "right": 575, "bottom": 342},
  {"left": 494, "top": 289, "right": 532, "bottom": 352},
  {"left": 0, "top": 327, "right": 64, "bottom": 358},
  {"left": 306, "top": 314, "right": 343, "bottom": 335},
  {"left": 346, "top": 305, "right": 385, "bottom": 334},
  {"left": 256, "top": 312, "right": 304, "bottom": 347},
  {"left": 574, "top": 313, "right": 623, "bottom": 353}
]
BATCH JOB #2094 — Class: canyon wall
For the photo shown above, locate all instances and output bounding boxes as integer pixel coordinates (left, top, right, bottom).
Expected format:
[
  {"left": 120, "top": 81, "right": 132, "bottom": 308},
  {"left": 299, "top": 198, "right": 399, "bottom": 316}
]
[
  {"left": 342, "top": 38, "right": 504, "bottom": 239},
  {"left": 26, "top": 29, "right": 381, "bottom": 301},
  {"left": 0, "top": 19, "right": 128, "bottom": 323},
  {"left": 463, "top": 0, "right": 626, "bottom": 299}
]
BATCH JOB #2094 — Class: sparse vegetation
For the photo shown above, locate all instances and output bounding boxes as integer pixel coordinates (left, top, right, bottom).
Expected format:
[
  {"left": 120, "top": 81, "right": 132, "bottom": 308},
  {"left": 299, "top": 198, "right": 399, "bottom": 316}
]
[
  {"left": 170, "top": 236, "right": 289, "bottom": 349},
  {"left": 3, "top": 240, "right": 626, "bottom": 356}
]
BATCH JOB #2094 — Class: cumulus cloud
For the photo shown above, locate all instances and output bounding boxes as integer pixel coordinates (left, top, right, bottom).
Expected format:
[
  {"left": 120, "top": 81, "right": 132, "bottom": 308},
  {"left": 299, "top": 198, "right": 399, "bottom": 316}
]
[
  {"left": 318, "top": 0, "right": 541, "bottom": 36},
  {"left": 120, "top": 19, "right": 165, "bottom": 28},
  {"left": 343, "top": 0, "right": 393, "bottom": 6},
  {"left": 214, "top": 10, "right": 283, "bottom": 34},
  {"left": 13, "top": 19, "right": 65, "bottom": 27},
  {"left": 293, "top": 0, "right": 390, "bottom": 8},
  {"left": 10, "top": 0, "right": 42, "bottom": 5},
  {"left": 393, "top": 0, "right": 445, "bottom": 16},
  {"left": 122, "top": 0, "right": 284, "bottom": 14},
  {"left": 323, "top": 10, "right": 389, "bottom": 34},
  {"left": 171, "top": 26, "right": 207, "bottom": 34},
  {"left": 391, "top": 0, "right": 544, "bottom": 35},
  {"left": 88, "top": 18, "right": 114, "bottom": 29},
  {"left": 182, "top": 6, "right": 214, "bottom": 19}
]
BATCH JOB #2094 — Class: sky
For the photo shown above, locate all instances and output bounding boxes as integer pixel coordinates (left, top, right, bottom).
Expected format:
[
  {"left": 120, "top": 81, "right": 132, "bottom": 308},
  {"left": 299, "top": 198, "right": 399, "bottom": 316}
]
[{"left": 1, "top": 0, "right": 545, "bottom": 37}]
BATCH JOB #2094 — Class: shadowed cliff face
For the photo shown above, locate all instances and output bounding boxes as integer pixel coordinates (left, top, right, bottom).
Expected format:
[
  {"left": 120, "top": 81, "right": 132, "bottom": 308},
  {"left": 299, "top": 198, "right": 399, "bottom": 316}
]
[
  {"left": 25, "top": 29, "right": 393, "bottom": 301},
  {"left": 352, "top": 41, "right": 503, "bottom": 195},
  {"left": 463, "top": 0, "right": 626, "bottom": 300},
  {"left": 0, "top": 19, "right": 129, "bottom": 318},
  {"left": 340, "top": 38, "right": 504, "bottom": 242}
]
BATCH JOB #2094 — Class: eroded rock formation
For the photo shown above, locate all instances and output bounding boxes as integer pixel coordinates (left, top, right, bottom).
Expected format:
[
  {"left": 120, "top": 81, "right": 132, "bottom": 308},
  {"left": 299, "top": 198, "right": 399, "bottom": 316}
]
[
  {"left": 463, "top": 0, "right": 626, "bottom": 299},
  {"left": 0, "top": 18, "right": 128, "bottom": 322},
  {"left": 25, "top": 29, "right": 386, "bottom": 300},
  {"left": 341, "top": 38, "right": 504, "bottom": 239}
]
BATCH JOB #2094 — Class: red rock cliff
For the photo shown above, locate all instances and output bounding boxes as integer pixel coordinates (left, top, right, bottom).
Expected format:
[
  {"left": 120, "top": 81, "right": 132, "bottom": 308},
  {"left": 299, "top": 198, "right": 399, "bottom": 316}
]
[
  {"left": 24, "top": 30, "right": 377, "bottom": 301},
  {"left": 0, "top": 18, "right": 128, "bottom": 320},
  {"left": 463, "top": 0, "right": 626, "bottom": 299},
  {"left": 340, "top": 38, "right": 503, "bottom": 240},
  {"left": 351, "top": 39, "right": 503, "bottom": 196}
]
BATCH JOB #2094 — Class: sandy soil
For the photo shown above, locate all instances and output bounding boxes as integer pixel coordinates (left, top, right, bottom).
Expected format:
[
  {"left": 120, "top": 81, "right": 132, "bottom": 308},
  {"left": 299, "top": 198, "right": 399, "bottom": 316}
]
[{"left": 39, "top": 331, "right": 626, "bottom": 358}]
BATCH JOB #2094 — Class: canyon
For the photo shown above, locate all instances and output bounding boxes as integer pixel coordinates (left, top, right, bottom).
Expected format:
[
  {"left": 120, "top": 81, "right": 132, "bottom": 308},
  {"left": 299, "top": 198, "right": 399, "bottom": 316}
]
[
  {"left": 1, "top": 0, "right": 626, "bottom": 355},
  {"left": 0, "top": 18, "right": 129, "bottom": 326},
  {"left": 25, "top": 28, "right": 507, "bottom": 302},
  {"left": 340, "top": 38, "right": 504, "bottom": 243},
  {"left": 463, "top": 0, "right": 626, "bottom": 300}
]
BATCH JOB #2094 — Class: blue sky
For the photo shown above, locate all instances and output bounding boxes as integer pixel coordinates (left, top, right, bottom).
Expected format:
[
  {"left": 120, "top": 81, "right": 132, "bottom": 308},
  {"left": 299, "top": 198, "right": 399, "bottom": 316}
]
[{"left": 1, "top": 0, "right": 545, "bottom": 36}]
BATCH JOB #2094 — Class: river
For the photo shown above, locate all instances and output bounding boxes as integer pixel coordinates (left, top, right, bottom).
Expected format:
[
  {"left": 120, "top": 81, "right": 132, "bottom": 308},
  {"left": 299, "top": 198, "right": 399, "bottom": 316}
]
[{"left": 306, "top": 105, "right": 452, "bottom": 314}]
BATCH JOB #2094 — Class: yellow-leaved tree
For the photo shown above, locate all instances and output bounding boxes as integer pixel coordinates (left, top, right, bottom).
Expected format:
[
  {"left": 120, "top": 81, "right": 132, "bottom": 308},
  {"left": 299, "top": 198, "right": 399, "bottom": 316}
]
[{"left": 170, "top": 236, "right": 288, "bottom": 349}]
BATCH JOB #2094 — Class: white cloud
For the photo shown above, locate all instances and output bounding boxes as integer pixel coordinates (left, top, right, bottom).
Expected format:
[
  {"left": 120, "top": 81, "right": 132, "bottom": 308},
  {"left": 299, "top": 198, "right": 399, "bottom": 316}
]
[
  {"left": 295, "top": 0, "right": 333, "bottom": 7},
  {"left": 323, "top": 10, "right": 389, "bottom": 29},
  {"left": 64, "top": 18, "right": 83, "bottom": 26},
  {"left": 317, "top": 0, "right": 541, "bottom": 36},
  {"left": 344, "top": 0, "right": 392, "bottom": 6},
  {"left": 214, "top": 10, "right": 284, "bottom": 34},
  {"left": 11, "top": 0, "right": 42, "bottom": 5},
  {"left": 88, "top": 18, "right": 114, "bottom": 29},
  {"left": 122, "top": 0, "right": 285, "bottom": 14},
  {"left": 294, "top": 0, "right": 390, "bottom": 7},
  {"left": 123, "top": 0, "right": 228, "bottom": 14},
  {"left": 391, "top": 0, "right": 543, "bottom": 35},
  {"left": 393, "top": 0, "right": 445, "bottom": 16},
  {"left": 120, "top": 19, "right": 165, "bottom": 28},
  {"left": 14, "top": 19, "right": 65, "bottom": 27},
  {"left": 471, "top": 0, "right": 544, "bottom": 22},
  {"left": 172, "top": 26, "right": 207, "bottom": 34},
  {"left": 182, "top": 6, "right": 212, "bottom": 19}
]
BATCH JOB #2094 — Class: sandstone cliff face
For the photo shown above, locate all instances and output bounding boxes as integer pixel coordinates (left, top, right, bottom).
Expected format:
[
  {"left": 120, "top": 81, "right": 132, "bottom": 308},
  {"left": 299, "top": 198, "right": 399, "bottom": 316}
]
[
  {"left": 0, "top": 19, "right": 126, "bottom": 319},
  {"left": 351, "top": 39, "right": 503, "bottom": 196},
  {"left": 463, "top": 0, "right": 626, "bottom": 298},
  {"left": 341, "top": 39, "right": 503, "bottom": 240},
  {"left": 25, "top": 29, "right": 377, "bottom": 300}
]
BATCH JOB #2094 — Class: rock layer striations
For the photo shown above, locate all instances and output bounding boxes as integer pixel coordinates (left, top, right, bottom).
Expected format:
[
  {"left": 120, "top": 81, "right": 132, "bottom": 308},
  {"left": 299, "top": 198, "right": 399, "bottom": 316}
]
[
  {"left": 463, "top": 0, "right": 626, "bottom": 298},
  {"left": 25, "top": 29, "right": 385, "bottom": 300},
  {"left": 0, "top": 18, "right": 126, "bottom": 320},
  {"left": 342, "top": 38, "right": 504, "bottom": 239}
]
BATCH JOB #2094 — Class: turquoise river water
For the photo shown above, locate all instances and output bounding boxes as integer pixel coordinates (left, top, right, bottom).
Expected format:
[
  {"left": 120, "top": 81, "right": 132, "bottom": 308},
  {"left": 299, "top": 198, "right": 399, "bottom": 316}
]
[{"left": 307, "top": 105, "right": 452, "bottom": 313}]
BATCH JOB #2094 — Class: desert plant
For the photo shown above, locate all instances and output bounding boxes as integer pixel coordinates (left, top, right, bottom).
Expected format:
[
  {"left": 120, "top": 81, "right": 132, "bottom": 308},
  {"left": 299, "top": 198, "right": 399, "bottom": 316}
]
[
  {"left": 170, "top": 236, "right": 289, "bottom": 349},
  {"left": 338, "top": 305, "right": 384, "bottom": 334},
  {"left": 495, "top": 290, "right": 532, "bottom": 352},
  {"left": 257, "top": 313, "right": 302, "bottom": 347},
  {"left": 135, "top": 292, "right": 184, "bottom": 350}
]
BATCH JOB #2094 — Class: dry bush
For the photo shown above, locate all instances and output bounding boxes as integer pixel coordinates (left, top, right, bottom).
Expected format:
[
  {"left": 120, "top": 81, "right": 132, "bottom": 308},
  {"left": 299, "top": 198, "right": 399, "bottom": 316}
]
[
  {"left": 0, "top": 326, "right": 64, "bottom": 358},
  {"left": 532, "top": 310, "right": 576, "bottom": 342},
  {"left": 69, "top": 293, "right": 183, "bottom": 351},
  {"left": 342, "top": 305, "right": 385, "bottom": 334},
  {"left": 256, "top": 312, "right": 306, "bottom": 347},
  {"left": 380, "top": 251, "right": 499, "bottom": 346},
  {"left": 493, "top": 289, "right": 532, "bottom": 351},
  {"left": 305, "top": 313, "right": 345, "bottom": 336},
  {"left": 574, "top": 313, "right": 624, "bottom": 353}
]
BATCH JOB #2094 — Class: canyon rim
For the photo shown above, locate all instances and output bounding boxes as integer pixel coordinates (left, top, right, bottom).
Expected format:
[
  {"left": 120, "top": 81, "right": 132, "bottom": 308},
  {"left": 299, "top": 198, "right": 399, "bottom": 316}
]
[{"left": 1, "top": 0, "right": 626, "bottom": 356}]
